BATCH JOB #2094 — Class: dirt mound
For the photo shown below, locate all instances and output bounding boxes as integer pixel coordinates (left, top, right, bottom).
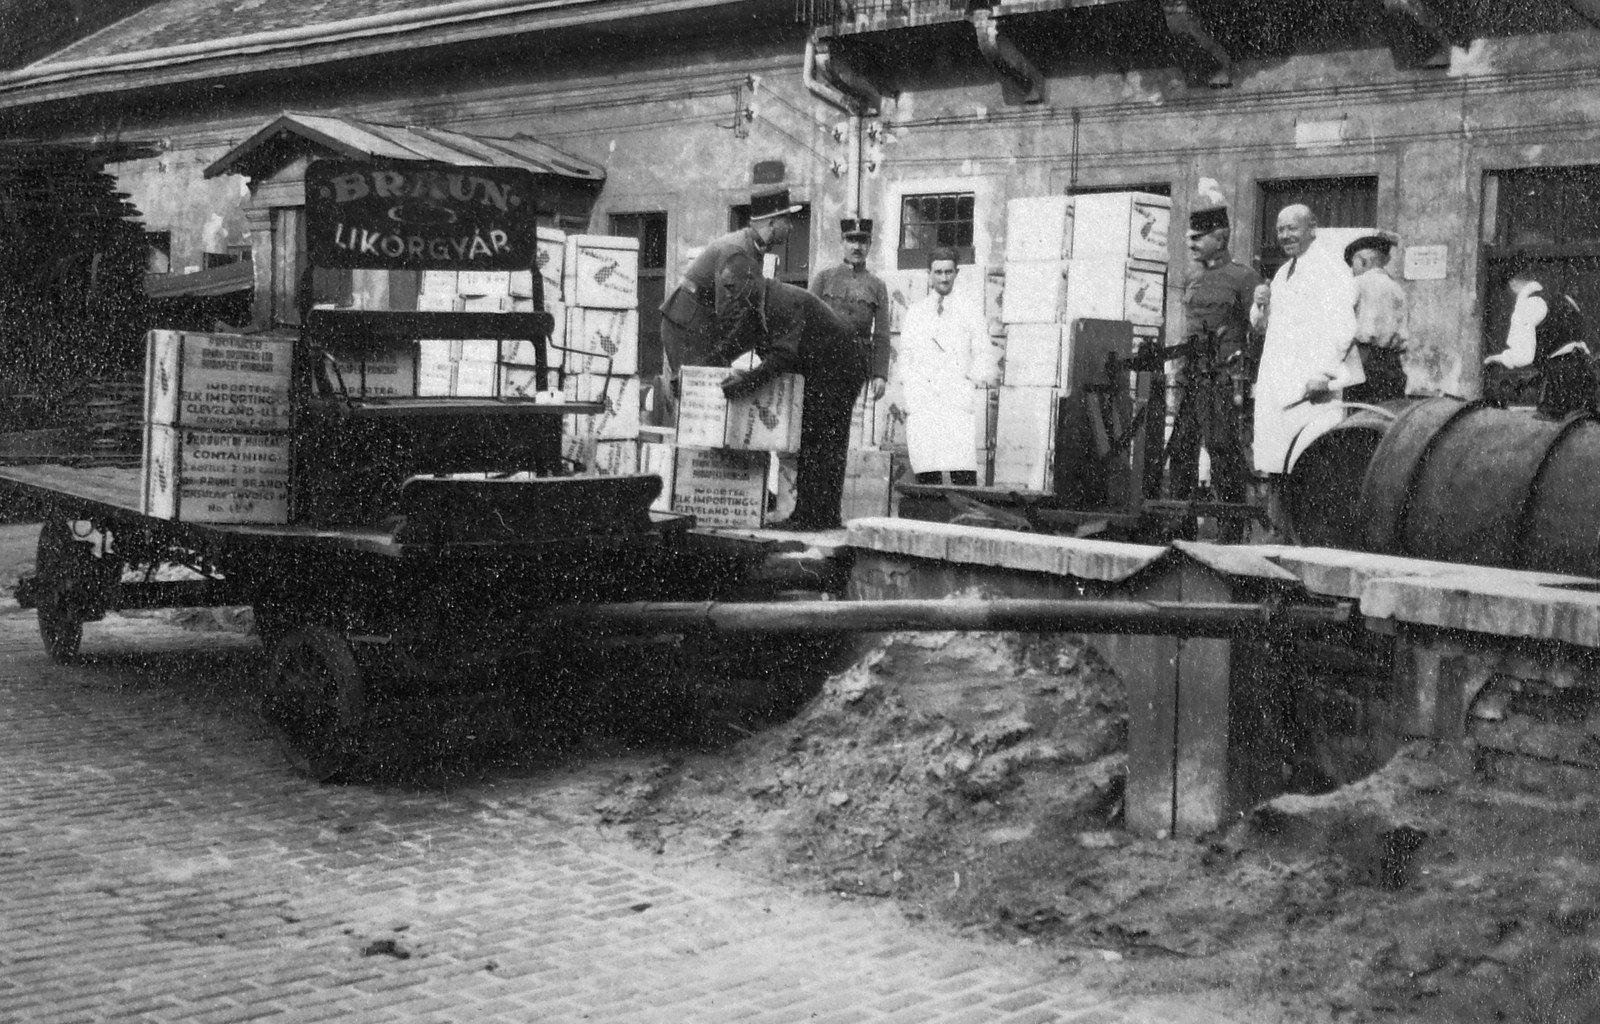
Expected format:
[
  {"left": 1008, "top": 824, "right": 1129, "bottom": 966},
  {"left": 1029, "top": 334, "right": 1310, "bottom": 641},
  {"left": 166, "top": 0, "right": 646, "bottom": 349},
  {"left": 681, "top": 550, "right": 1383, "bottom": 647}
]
[{"left": 609, "top": 633, "right": 1600, "bottom": 1024}]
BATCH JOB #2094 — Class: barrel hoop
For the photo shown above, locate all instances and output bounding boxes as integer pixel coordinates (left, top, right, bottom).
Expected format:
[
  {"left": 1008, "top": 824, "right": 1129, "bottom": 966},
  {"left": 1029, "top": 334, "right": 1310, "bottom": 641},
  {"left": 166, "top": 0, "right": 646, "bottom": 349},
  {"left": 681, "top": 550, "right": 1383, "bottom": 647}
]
[
  {"left": 1507, "top": 410, "right": 1599, "bottom": 570},
  {"left": 1391, "top": 400, "right": 1490, "bottom": 556},
  {"left": 1359, "top": 398, "right": 1482, "bottom": 554}
]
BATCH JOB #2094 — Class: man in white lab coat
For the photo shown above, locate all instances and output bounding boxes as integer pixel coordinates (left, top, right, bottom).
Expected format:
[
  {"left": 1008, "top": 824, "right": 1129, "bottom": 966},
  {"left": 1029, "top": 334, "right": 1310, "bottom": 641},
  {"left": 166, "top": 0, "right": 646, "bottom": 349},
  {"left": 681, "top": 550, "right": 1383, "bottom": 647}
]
[
  {"left": 893, "top": 248, "right": 985, "bottom": 484},
  {"left": 1251, "top": 204, "right": 1360, "bottom": 476}
]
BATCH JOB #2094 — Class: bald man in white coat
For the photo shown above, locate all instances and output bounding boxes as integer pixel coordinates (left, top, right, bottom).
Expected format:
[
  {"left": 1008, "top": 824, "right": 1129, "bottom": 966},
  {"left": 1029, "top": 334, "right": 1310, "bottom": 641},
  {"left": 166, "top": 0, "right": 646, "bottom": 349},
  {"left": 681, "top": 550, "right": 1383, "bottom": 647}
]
[{"left": 1251, "top": 205, "right": 1361, "bottom": 476}]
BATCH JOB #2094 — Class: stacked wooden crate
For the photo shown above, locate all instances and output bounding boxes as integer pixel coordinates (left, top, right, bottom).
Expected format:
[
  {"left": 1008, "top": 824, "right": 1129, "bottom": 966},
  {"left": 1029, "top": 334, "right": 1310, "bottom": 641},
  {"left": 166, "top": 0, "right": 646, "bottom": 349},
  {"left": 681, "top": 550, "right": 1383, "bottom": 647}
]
[
  {"left": 140, "top": 330, "right": 294, "bottom": 524},
  {"left": 658, "top": 365, "right": 805, "bottom": 528},
  {"left": 558, "top": 233, "right": 642, "bottom": 473},
  {"left": 996, "top": 191, "right": 1171, "bottom": 493},
  {"left": 996, "top": 195, "right": 1073, "bottom": 491}
]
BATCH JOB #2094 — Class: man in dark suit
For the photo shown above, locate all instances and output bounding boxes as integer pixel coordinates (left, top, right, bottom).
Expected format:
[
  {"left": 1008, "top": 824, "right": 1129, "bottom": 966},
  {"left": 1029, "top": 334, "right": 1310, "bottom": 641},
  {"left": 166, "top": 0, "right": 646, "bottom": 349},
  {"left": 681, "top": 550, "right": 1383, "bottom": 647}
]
[{"left": 715, "top": 279, "right": 867, "bottom": 530}]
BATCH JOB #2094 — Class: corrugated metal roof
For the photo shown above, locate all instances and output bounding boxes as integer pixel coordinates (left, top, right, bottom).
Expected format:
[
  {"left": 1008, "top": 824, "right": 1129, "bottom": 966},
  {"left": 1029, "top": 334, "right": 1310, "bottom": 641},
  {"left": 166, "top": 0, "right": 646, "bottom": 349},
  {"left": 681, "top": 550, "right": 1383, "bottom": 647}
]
[{"left": 203, "top": 111, "right": 605, "bottom": 182}]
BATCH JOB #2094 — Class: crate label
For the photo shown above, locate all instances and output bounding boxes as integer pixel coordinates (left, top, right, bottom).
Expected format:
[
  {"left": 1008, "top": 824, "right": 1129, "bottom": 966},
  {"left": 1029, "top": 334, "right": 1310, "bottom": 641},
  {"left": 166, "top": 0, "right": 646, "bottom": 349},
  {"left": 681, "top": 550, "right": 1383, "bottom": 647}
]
[
  {"left": 565, "top": 235, "right": 640, "bottom": 309},
  {"left": 727, "top": 373, "right": 803, "bottom": 452},
  {"left": 565, "top": 307, "right": 639, "bottom": 375},
  {"left": 141, "top": 424, "right": 290, "bottom": 524},
  {"left": 145, "top": 330, "right": 293, "bottom": 432},
  {"left": 676, "top": 366, "right": 735, "bottom": 448},
  {"left": 671, "top": 446, "right": 767, "bottom": 528}
]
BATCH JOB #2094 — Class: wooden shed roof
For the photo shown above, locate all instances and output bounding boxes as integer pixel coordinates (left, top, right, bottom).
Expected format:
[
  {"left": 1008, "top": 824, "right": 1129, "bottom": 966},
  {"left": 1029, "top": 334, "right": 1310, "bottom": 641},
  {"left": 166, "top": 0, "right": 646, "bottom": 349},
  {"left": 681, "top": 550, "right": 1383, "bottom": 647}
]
[{"left": 203, "top": 111, "right": 605, "bottom": 184}]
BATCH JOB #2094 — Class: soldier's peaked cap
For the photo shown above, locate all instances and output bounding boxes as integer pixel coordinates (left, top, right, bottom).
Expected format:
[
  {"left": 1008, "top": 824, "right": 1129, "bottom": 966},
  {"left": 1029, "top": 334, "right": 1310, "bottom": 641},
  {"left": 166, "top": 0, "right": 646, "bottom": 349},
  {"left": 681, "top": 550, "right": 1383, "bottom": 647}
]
[
  {"left": 750, "top": 188, "right": 804, "bottom": 220},
  {"left": 841, "top": 218, "right": 874, "bottom": 238},
  {"left": 1188, "top": 205, "right": 1230, "bottom": 234}
]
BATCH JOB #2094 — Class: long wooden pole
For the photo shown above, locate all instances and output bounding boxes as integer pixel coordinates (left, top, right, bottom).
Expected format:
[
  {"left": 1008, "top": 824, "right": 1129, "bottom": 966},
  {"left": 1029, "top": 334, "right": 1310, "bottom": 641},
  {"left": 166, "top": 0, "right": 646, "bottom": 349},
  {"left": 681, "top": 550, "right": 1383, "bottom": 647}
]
[{"left": 545, "top": 598, "right": 1350, "bottom": 637}]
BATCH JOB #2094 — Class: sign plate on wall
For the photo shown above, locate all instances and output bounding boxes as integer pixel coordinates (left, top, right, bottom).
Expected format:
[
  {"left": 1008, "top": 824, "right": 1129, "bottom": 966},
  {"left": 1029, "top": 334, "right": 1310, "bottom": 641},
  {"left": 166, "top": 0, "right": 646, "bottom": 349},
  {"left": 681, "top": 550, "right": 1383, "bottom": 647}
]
[
  {"left": 306, "top": 159, "right": 540, "bottom": 270},
  {"left": 1404, "top": 244, "right": 1448, "bottom": 281}
]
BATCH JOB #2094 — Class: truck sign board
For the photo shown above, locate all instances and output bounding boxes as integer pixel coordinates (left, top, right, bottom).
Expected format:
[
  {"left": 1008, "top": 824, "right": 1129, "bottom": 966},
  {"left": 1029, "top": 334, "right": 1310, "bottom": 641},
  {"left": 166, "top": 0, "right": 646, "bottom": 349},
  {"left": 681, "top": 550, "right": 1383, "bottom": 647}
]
[{"left": 306, "top": 159, "right": 540, "bottom": 270}]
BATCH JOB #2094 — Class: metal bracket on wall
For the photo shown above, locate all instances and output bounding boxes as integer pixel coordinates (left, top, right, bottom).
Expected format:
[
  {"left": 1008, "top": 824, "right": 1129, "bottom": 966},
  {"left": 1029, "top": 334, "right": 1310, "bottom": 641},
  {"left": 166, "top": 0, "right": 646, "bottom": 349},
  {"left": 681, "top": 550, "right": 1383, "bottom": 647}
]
[
  {"left": 809, "top": 36, "right": 883, "bottom": 116},
  {"left": 1161, "top": 1, "right": 1232, "bottom": 89},
  {"left": 970, "top": 10, "right": 1044, "bottom": 105},
  {"left": 1381, "top": 0, "right": 1467, "bottom": 70}
]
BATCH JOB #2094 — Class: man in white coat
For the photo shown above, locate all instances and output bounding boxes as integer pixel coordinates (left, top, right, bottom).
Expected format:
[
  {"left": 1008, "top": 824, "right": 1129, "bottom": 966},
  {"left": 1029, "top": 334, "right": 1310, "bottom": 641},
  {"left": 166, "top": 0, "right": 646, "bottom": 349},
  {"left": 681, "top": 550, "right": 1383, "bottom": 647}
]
[
  {"left": 893, "top": 248, "right": 985, "bottom": 484},
  {"left": 1251, "top": 204, "right": 1360, "bottom": 476}
]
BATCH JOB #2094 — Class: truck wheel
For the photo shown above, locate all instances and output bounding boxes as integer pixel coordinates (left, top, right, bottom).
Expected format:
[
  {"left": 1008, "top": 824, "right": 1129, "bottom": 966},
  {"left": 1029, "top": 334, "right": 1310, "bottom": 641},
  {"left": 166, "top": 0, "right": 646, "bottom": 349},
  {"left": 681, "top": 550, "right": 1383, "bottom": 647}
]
[
  {"left": 263, "top": 626, "right": 365, "bottom": 782},
  {"left": 34, "top": 516, "right": 115, "bottom": 664}
]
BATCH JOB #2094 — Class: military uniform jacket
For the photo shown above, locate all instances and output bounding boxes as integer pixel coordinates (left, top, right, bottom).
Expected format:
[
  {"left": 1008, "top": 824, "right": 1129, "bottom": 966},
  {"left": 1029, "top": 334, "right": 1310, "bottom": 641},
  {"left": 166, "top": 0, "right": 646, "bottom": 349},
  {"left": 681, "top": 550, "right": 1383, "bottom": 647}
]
[
  {"left": 1183, "top": 257, "right": 1260, "bottom": 356},
  {"left": 659, "top": 227, "right": 765, "bottom": 333},
  {"left": 811, "top": 264, "right": 892, "bottom": 378}
]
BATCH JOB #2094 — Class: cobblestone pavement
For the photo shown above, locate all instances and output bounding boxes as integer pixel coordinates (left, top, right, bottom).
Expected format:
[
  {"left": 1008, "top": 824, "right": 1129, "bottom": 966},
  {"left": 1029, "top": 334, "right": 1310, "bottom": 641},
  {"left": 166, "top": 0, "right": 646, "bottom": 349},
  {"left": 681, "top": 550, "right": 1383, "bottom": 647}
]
[{"left": 0, "top": 607, "right": 1251, "bottom": 1024}]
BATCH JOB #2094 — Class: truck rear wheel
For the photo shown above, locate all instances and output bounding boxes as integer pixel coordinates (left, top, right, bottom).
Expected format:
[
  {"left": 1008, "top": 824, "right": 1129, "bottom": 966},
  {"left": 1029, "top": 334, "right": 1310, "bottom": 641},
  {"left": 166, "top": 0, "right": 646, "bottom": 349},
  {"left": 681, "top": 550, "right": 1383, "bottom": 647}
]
[
  {"left": 33, "top": 516, "right": 116, "bottom": 664},
  {"left": 263, "top": 626, "right": 366, "bottom": 781}
]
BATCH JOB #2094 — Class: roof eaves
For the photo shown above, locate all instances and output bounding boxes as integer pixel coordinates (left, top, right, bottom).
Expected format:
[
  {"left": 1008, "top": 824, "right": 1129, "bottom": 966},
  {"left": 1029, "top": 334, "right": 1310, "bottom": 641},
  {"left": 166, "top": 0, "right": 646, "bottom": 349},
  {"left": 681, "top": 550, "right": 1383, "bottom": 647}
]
[{"left": 0, "top": 0, "right": 747, "bottom": 110}]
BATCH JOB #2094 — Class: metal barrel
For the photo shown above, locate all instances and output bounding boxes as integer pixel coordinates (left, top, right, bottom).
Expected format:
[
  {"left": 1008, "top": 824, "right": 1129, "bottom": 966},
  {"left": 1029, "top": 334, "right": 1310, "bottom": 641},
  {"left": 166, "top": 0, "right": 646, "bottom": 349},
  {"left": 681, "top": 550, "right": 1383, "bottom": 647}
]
[
  {"left": 1354, "top": 396, "right": 1600, "bottom": 574},
  {"left": 1281, "top": 402, "right": 1403, "bottom": 548}
]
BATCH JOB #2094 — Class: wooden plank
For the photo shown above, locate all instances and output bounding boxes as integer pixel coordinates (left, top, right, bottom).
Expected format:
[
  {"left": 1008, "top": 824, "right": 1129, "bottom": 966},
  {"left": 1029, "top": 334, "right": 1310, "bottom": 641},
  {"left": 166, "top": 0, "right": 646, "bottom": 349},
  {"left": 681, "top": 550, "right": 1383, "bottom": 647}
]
[
  {"left": 0, "top": 463, "right": 142, "bottom": 510},
  {"left": 1173, "top": 564, "right": 1234, "bottom": 836},
  {"left": 1099, "top": 571, "right": 1181, "bottom": 837}
]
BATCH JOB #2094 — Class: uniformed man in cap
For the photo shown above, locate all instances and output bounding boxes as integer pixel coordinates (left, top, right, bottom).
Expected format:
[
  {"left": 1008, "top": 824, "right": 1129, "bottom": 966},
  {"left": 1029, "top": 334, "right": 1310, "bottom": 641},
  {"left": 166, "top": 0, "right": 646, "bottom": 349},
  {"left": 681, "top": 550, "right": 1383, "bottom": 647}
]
[
  {"left": 657, "top": 187, "right": 803, "bottom": 417},
  {"left": 811, "top": 218, "right": 891, "bottom": 402},
  {"left": 1343, "top": 233, "right": 1409, "bottom": 403},
  {"left": 1166, "top": 203, "right": 1261, "bottom": 511},
  {"left": 714, "top": 279, "right": 869, "bottom": 530}
]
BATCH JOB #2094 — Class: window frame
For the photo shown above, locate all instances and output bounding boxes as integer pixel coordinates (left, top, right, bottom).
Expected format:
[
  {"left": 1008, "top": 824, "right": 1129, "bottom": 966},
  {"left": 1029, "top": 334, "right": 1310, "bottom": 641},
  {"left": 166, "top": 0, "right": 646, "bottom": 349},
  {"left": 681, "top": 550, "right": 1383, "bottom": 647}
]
[
  {"left": 1255, "top": 175, "right": 1379, "bottom": 280},
  {"left": 1480, "top": 165, "right": 1600, "bottom": 359},
  {"left": 896, "top": 191, "right": 976, "bottom": 271}
]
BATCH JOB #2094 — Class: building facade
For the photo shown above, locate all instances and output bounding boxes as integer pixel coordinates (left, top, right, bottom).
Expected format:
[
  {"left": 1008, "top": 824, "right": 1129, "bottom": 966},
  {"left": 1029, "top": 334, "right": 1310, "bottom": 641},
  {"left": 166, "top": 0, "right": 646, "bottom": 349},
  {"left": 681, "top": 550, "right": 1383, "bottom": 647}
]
[{"left": 3, "top": 0, "right": 1600, "bottom": 399}]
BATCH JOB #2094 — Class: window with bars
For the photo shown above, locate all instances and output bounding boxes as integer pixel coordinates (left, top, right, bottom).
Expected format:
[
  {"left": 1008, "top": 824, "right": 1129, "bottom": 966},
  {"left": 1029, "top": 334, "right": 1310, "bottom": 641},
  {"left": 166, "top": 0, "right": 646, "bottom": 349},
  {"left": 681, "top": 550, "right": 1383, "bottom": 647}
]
[
  {"left": 1256, "top": 176, "right": 1379, "bottom": 279},
  {"left": 898, "top": 192, "right": 974, "bottom": 270},
  {"left": 1481, "top": 166, "right": 1600, "bottom": 357}
]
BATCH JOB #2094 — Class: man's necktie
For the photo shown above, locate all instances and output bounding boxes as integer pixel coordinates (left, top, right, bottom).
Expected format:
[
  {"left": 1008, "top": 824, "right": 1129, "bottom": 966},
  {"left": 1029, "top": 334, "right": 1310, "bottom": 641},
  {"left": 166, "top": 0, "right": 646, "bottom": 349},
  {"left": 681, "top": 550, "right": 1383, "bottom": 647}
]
[
  {"left": 936, "top": 296, "right": 944, "bottom": 314},
  {"left": 1286, "top": 257, "right": 1297, "bottom": 280}
]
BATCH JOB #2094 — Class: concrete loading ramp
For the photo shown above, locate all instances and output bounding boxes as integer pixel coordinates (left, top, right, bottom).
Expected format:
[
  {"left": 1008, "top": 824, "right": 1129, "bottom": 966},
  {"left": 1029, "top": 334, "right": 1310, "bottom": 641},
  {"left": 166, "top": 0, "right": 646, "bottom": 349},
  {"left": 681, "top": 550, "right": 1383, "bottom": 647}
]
[{"left": 841, "top": 518, "right": 1600, "bottom": 837}]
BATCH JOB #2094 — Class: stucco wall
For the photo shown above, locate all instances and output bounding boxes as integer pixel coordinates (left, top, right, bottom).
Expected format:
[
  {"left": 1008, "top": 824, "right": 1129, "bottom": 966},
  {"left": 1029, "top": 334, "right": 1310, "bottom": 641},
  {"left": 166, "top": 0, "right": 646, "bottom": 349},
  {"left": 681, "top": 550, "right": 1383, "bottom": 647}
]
[
  {"left": 94, "top": 22, "right": 1600, "bottom": 398},
  {"left": 116, "top": 145, "right": 251, "bottom": 275}
]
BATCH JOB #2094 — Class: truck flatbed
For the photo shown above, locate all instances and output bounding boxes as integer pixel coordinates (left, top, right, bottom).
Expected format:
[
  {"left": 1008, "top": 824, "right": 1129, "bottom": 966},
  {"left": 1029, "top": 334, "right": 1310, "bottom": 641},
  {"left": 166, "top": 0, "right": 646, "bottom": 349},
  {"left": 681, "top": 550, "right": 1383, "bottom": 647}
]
[{"left": 0, "top": 462, "right": 402, "bottom": 556}]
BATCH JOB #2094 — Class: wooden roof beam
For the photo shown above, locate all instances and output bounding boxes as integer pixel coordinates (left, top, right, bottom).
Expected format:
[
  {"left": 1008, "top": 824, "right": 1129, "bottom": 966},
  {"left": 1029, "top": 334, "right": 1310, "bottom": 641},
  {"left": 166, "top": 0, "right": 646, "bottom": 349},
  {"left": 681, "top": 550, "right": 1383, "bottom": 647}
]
[
  {"left": 1162, "top": 1, "right": 1232, "bottom": 89},
  {"left": 971, "top": 9, "right": 1044, "bottom": 104}
]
